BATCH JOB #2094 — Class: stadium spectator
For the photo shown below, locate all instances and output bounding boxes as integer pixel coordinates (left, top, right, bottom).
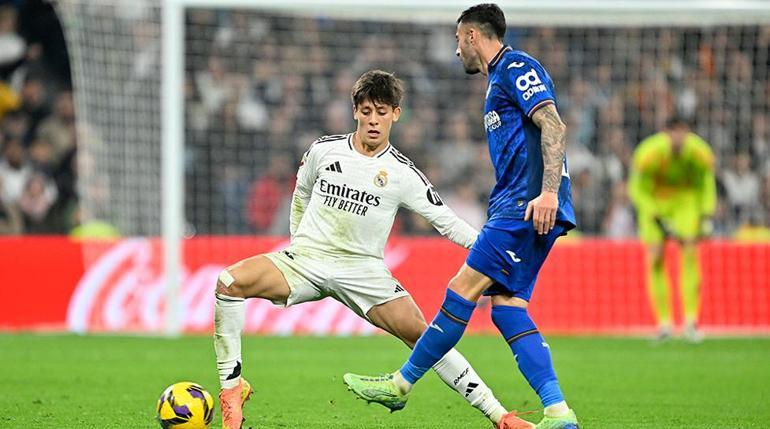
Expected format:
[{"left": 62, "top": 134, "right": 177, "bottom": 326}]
[
  {"left": 759, "top": 172, "right": 770, "bottom": 226},
  {"left": 1, "top": 109, "right": 28, "bottom": 141},
  {"left": 437, "top": 111, "right": 478, "bottom": 185},
  {"left": 571, "top": 167, "right": 604, "bottom": 234},
  {"left": 245, "top": 151, "right": 295, "bottom": 233},
  {"left": 0, "top": 136, "right": 30, "bottom": 205},
  {"left": 37, "top": 90, "right": 76, "bottom": 164},
  {"left": 602, "top": 181, "right": 635, "bottom": 239},
  {"left": 0, "top": 80, "right": 20, "bottom": 119},
  {"left": 721, "top": 152, "right": 761, "bottom": 227},
  {"left": 0, "top": 5, "right": 25, "bottom": 79},
  {"left": 751, "top": 113, "right": 769, "bottom": 173},
  {"left": 599, "top": 128, "right": 632, "bottom": 185},
  {"left": 17, "top": 170, "right": 57, "bottom": 233},
  {"left": 0, "top": 175, "right": 22, "bottom": 234},
  {"left": 18, "top": 77, "right": 49, "bottom": 140},
  {"left": 27, "top": 135, "right": 54, "bottom": 173},
  {"left": 442, "top": 178, "right": 486, "bottom": 231},
  {"left": 196, "top": 56, "right": 234, "bottom": 116}
]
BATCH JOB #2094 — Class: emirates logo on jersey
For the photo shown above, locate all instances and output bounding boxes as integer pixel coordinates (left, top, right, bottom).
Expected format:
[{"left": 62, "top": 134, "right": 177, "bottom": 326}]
[{"left": 374, "top": 170, "right": 388, "bottom": 187}]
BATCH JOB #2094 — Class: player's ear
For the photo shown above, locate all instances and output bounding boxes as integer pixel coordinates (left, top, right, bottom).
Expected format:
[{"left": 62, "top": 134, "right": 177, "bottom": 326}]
[
  {"left": 351, "top": 104, "right": 357, "bottom": 119},
  {"left": 392, "top": 106, "right": 401, "bottom": 122}
]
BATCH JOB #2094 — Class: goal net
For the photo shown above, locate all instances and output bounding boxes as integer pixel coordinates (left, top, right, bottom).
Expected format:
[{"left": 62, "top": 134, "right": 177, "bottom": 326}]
[{"left": 56, "top": 0, "right": 770, "bottom": 334}]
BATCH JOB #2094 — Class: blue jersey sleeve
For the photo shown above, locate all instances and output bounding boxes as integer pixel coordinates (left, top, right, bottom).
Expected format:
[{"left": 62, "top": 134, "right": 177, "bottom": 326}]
[{"left": 500, "top": 55, "right": 556, "bottom": 118}]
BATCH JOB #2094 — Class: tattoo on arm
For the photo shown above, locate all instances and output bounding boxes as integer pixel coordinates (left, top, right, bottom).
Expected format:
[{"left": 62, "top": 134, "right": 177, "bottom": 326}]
[{"left": 531, "top": 104, "right": 567, "bottom": 193}]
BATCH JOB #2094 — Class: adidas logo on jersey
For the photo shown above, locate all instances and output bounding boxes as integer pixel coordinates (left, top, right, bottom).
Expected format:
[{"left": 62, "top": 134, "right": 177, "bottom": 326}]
[
  {"left": 325, "top": 161, "right": 343, "bottom": 173},
  {"left": 394, "top": 284, "right": 405, "bottom": 294}
]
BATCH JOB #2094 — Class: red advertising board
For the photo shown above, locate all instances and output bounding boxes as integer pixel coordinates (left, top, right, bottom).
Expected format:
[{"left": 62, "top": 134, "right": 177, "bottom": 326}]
[{"left": 0, "top": 237, "right": 768, "bottom": 335}]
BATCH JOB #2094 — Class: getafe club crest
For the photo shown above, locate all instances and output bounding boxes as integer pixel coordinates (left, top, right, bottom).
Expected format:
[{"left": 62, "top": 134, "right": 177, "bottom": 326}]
[{"left": 374, "top": 170, "right": 388, "bottom": 187}]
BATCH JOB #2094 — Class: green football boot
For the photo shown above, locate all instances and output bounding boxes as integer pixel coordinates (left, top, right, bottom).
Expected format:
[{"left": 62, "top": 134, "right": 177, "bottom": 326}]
[
  {"left": 535, "top": 409, "right": 579, "bottom": 429},
  {"left": 342, "top": 372, "right": 409, "bottom": 412}
]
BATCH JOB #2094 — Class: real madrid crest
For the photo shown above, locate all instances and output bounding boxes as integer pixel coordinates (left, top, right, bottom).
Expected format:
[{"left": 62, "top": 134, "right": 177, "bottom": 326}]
[{"left": 374, "top": 170, "right": 388, "bottom": 187}]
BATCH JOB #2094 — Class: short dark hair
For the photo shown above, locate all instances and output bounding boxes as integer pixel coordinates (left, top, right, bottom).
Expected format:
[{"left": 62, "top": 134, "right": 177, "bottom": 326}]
[
  {"left": 665, "top": 115, "right": 691, "bottom": 130},
  {"left": 457, "top": 3, "right": 506, "bottom": 41},
  {"left": 351, "top": 70, "right": 404, "bottom": 108}
]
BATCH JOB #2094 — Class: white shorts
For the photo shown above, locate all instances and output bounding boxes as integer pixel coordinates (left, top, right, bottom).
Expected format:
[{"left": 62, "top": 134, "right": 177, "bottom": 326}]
[{"left": 263, "top": 246, "right": 410, "bottom": 319}]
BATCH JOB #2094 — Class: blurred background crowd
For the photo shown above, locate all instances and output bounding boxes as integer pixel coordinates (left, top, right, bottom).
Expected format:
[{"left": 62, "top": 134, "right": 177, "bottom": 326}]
[
  {"left": 2, "top": 4, "right": 770, "bottom": 239},
  {"left": 0, "top": 0, "right": 73, "bottom": 234}
]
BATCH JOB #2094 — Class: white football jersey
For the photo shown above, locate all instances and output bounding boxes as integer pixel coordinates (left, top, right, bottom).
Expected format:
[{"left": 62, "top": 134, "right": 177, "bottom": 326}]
[{"left": 290, "top": 133, "right": 478, "bottom": 259}]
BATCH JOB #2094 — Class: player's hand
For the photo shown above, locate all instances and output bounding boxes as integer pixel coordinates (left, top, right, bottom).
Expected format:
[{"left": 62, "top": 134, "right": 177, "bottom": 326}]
[{"left": 525, "top": 191, "right": 558, "bottom": 235}]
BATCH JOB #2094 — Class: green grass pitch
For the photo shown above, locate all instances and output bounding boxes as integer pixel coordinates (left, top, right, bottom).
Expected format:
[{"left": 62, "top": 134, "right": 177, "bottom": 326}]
[{"left": 1, "top": 334, "right": 768, "bottom": 428}]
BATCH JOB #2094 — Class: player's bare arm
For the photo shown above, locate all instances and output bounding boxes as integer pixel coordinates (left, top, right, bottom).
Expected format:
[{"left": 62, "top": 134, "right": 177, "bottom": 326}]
[{"left": 526, "top": 103, "right": 566, "bottom": 234}]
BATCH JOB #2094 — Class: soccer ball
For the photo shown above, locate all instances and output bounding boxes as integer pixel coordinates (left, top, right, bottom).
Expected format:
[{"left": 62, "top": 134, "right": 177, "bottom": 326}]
[{"left": 156, "top": 382, "right": 215, "bottom": 429}]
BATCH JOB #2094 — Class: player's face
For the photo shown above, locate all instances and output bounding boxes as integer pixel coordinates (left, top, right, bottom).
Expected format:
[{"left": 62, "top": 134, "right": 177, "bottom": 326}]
[
  {"left": 353, "top": 99, "right": 401, "bottom": 147},
  {"left": 668, "top": 125, "right": 689, "bottom": 153},
  {"left": 456, "top": 23, "right": 481, "bottom": 75}
]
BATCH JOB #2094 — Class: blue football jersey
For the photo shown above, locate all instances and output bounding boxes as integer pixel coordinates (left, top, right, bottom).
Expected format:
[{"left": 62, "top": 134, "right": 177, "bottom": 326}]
[{"left": 483, "top": 46, "right": 576, "bottom": 229}]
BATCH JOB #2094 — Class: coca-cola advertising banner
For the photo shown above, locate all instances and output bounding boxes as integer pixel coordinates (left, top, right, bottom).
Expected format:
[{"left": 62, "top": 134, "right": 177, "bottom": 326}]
[{"left": 1, "top": 237, "right": 768, "bottom": 334}]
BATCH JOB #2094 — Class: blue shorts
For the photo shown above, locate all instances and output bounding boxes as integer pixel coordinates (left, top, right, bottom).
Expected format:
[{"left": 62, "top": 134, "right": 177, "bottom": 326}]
[{"left": 466, "top": 218, "right": 565, "bottom": 301}]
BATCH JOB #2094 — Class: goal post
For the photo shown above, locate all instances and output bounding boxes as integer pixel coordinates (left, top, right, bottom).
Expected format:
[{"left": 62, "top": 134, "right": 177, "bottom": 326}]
[
  {"left": 162, "top": 0, "right": 185, "bottom": 336},
  {"left": 56, "top": 0, "right": 770, "bottom": 335}
]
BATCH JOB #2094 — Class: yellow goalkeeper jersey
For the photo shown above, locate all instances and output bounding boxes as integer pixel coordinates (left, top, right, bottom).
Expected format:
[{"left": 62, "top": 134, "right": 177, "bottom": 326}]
[{"left": 629, "top": 131, "right": 717, "bottom": 218}]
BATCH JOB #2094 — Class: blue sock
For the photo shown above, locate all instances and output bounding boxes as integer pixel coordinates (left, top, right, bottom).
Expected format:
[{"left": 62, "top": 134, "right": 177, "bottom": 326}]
[
  {"left": 491, "top": 305, "right": 564, "bottom": 407},
  {"left": 399, "top": 289, "right": 476, "bottom": 384}
]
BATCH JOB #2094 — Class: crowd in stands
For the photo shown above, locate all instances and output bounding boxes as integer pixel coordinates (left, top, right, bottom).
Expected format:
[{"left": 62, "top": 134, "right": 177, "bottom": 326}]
[
  {"left": 0, "top": 0, "right": 74, "bottom": 234},
  {"left": 184, "top": 11, "right": 770, "bottom": 238},
  {"left": 2, "top": 5, "right": 770, "bottom": 239}
]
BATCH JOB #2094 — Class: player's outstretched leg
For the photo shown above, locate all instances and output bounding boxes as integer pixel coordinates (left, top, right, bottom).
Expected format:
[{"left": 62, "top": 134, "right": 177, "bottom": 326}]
[
  {"left": 359, "top": 296, "right": 513, "bottom": 425},
  {"left": 491, "top": 305, "right": 578, "bottom": 429},
  {"left": 213, "top": 256, "right": 292, "bottom": 429},
  {"left": 343, "top": 372, "right": 409, "bottom": 412},
  {"left": 432, "top": 349, "right": 509, "bottom": 424},
  {"left": 214, "top": 271, "right": 251, "bottom": 429},
  {"left": 344, "top": 288, "right": 477, "bottom": 409}
]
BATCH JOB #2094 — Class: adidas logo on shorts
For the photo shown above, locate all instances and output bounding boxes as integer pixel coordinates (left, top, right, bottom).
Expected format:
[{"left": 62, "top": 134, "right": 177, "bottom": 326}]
[{"left": 394, "top": 284, "right": 405, "bottom": 294}]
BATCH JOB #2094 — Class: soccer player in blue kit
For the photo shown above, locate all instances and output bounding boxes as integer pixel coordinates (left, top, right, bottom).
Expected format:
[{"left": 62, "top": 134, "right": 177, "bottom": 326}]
[{"left": 344, "top": 4, "right": 578, "bottom": 429}]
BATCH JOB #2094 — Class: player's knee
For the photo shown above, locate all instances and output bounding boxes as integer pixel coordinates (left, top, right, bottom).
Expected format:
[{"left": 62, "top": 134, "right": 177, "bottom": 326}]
[
  {"left": 215, "top": 269, "right": 246, "bottom": 298},
  {"left": 447, "top": 275, "right": 473, "bottom": 297},
  {"left": 447, "top": 275, "right": 462, "bottom": 291}
]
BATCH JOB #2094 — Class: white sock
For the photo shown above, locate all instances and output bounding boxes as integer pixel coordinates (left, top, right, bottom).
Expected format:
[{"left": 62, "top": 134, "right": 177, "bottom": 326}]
[
  {"left": 544, "top": 400, "right": 570, "bottom": 417},
  {"left": 433, "top": 348, "right": 508, "bottom": 424},
  {"left": 392, "top": 370, "right": 413, "bottom": 394},
  {"left": 214, "top": 293, "right": 245, "bottom": 389}
]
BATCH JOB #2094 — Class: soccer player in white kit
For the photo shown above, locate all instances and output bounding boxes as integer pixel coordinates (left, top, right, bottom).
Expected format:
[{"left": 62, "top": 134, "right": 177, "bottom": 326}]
[{"left": 214, "top": 70, "right": 511, "bottom": 429}]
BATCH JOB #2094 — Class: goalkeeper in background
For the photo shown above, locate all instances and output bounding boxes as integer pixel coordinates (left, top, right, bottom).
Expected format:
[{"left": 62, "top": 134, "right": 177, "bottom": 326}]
[{"left": 629, "top": 116, "right": 717, "bottom": 342}]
